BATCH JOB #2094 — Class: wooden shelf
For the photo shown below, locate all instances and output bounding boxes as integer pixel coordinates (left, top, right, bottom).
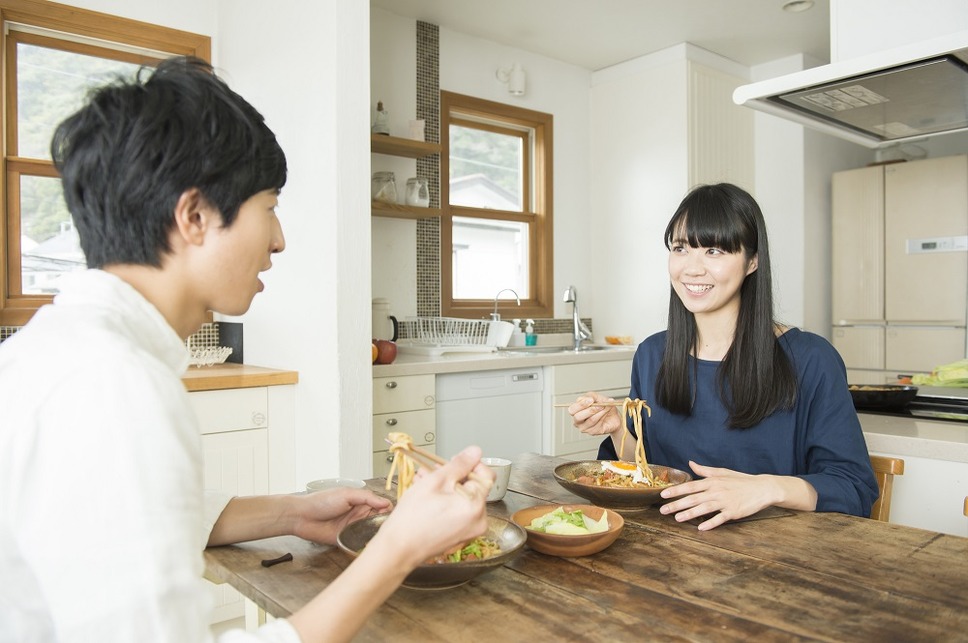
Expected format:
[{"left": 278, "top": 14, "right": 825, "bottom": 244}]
[
  {"left": 370, "top": 134, "right": 440, "bottom": 158},
  {"left": 371, "top": 200, "right": 441, "bottom": 220}
]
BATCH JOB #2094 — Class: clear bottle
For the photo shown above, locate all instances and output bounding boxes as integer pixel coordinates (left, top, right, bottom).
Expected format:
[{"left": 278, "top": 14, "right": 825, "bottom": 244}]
[
  {"left": 371, "top": 171, "right": 397, "bottom": 203},
  {"left": 405, "top": 177, "right": 430, "bottom": 207},
  {"left": 372, "top": 101, "right": 390, "bottom": 135}
]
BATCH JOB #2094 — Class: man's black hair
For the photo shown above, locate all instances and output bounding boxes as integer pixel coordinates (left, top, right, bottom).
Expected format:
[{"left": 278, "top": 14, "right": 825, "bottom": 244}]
[{"left": 51, "top": 56, "right": 287, "bottom": 268}]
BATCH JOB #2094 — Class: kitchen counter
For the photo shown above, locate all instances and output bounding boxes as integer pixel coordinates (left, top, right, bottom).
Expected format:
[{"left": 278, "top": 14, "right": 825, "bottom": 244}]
[
  {"left": 181, "top": 363, "right": 299, "bottom": 392},
  {"left": 373, "top": 345, "right": 636, "bottom": 377},
  {"left": 859, "top": 412, "right": 968, "bottom": 464}
]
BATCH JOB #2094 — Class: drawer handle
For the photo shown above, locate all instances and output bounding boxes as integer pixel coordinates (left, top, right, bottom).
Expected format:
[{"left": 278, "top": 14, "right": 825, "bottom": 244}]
[
  {"left": 252, "top": 412, "right": 266, "bottom": 426},
  {"left": 385, "top": 381, "right": 398, "bottom": 389},
  {"left": 386, "top": 418, "right": 398, "bottom": 426},
  {"left": 386, "top": 453, "right": 395, "bottom": 463}
]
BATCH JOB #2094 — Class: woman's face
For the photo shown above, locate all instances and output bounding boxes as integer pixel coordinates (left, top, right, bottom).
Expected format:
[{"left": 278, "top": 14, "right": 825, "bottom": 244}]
[{"left": 668, "top": 232, "right": 757, "bottom": 321}]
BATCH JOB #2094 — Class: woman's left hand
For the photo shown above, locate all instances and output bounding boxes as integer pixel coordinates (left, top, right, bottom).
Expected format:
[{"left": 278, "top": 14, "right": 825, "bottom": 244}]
[
  {"left": 657, "top": 461, "right": 783, "bottom": 531},
  {"left": 292, "top": 489, "right": 393, "bottom": 545}
]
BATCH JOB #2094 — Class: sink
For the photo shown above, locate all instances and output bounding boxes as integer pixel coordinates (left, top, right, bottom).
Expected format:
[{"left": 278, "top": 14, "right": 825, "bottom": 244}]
[{"left": 498, "top": 345, "right": 624, "bottom": 354}]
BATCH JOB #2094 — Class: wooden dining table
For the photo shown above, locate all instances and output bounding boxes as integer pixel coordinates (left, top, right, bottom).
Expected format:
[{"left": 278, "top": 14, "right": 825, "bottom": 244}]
[{"left": 204, "top": 453, "right": 968, "bottom": 641}]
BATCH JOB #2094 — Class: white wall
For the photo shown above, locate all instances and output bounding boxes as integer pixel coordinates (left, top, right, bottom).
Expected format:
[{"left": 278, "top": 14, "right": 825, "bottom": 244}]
[
  {"left": 589, "top": 49, "right": 690, "bottom": 343},
  {"left": 217, "top": 0, "right": 373, "bottom": 483},
  {"left": 64, "top": 0, "right": 374, "bottom": 484},
  {"left": 370, "top": 9, "right": 418, "bottom": 319}
]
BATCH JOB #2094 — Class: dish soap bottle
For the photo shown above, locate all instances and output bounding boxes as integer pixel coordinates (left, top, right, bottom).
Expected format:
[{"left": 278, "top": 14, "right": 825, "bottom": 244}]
[{"left": 524, "top": 319, "right": 537, "bottom": 346}]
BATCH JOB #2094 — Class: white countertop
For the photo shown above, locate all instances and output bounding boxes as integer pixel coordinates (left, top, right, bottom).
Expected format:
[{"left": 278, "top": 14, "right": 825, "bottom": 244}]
[
  {"left": 859, "top": 412, "right": 968, "bottom": 464},
  {"left": 372, "top": 344, "right": 636, "bottom": 377}
]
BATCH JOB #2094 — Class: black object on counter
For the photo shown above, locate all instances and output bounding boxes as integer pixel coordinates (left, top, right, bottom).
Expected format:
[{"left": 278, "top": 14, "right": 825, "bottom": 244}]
[
  {"left": 261, "top": 552, "right": 293, "bottom": 568},
  {"left": 848, "top": 384, "right": 919, "bottom": 410}
]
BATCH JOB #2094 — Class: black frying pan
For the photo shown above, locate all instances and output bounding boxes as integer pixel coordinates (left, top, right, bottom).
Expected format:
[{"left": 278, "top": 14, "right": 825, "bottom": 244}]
[{"left": 848, "top": 384, "right": 919, "bottom": 410}]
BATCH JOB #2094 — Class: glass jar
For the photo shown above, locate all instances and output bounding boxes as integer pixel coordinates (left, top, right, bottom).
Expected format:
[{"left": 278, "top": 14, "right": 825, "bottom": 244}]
[
  {"left": 371, "top": 171, "right": 397, "bottom": 204},
  {"left": 405, "top": 177, "right": 430, "bottom": 207}
]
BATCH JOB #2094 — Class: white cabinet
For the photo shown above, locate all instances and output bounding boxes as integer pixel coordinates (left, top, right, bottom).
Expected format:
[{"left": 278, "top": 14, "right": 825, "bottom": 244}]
[
  {"left": 545, "top": 358, "right": 633, "bottom": 459},
  {"left": 372, "top": 374, "right": 436, "bottom": 476},
  {"left": 190, "top": 384, "right": 296, "bottom": 624},
  {"left": 869, "top": 450, "right": 968, "bottom": 537}
]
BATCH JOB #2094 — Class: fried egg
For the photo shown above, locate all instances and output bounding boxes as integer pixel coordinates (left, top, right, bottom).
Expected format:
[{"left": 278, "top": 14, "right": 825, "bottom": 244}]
[{"left": 601, "top": 460, "right": 646, "bottom": 484}]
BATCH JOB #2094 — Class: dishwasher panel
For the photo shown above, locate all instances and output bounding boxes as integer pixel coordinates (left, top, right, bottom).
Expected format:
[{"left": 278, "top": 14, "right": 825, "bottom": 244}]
[{"left": 435, "top": 368, "right": 544, "bottom": 461}]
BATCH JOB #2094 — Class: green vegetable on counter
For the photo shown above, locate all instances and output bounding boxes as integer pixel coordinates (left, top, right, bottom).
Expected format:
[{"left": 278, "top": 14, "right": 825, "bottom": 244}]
[
  {"left": 912, "top": 359, "right": 968, "bottom": 387},
  {"left": 528, "top": 507, "right": 609, "bottom": 535}
]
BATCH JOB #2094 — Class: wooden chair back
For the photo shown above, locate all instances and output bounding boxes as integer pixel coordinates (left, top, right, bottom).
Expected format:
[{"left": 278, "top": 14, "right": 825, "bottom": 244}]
[{"left": 869, "top": 455, "right": 904, "bottom": 522}]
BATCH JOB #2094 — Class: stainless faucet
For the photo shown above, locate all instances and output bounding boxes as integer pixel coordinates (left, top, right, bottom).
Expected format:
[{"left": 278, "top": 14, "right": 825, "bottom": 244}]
[
  {"left": 490, "top": 288, "right": 521, "bottom": 321},
  {"left": 563, "top": 285, "right": 592, "bottom": 350}
]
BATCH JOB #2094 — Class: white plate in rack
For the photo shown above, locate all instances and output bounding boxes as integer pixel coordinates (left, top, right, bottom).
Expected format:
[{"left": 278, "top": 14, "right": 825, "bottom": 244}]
[{"left": 396, "top": 342, "right": 498, "bottom": 357}]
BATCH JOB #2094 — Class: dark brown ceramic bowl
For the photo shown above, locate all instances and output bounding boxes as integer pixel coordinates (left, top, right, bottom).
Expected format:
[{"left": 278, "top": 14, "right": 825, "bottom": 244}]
[
  {"left": 553, "top": 460, "right": 692, "bottom": 512},
  {"left": 336, "top": 514, "right": 526, "bottom": 590},
  {"left": 511, "top": 504, "right": 624, "bottom": 557}
]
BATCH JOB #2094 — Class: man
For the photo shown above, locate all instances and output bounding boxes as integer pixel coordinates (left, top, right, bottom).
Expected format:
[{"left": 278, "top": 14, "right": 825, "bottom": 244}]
[{"left": 0, "top": 57, "right": 492, "bottom": 642}]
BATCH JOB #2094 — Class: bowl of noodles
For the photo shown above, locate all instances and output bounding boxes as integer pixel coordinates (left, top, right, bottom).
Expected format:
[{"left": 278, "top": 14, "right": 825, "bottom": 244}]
[
  {"left": 336, "top": 513, "right": 527, "bottom": 590},
  {"left": 553, "top": 460, "right": 692, "bottom": 512}
]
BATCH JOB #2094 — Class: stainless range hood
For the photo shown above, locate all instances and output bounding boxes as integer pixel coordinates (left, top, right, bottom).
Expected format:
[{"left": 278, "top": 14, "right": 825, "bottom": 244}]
[{"left": 734, "top": 31, "right": 968, "bottom": 148}]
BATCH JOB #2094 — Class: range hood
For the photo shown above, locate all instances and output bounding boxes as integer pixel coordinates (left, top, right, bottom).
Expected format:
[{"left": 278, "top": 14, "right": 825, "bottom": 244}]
[{"left": 734, "top": 30, "right": 968, "bottom": 148}]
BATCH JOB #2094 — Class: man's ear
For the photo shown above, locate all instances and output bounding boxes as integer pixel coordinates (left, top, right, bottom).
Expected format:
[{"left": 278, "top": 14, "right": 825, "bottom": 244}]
[
  {"left": 746, "top": 254, "right": 759, "bottom": 276},
  {"left": 172, "top": 188, "right": 215, "bottom": 246}
]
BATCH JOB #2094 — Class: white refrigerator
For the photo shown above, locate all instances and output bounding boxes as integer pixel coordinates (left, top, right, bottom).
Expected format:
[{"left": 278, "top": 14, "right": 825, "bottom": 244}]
[{"left": 831, "top": 155, "right": 968, "bottom": 382}]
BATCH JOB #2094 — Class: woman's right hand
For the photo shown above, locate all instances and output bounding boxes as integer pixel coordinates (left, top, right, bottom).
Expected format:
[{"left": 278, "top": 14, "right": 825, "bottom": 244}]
[{"left": 568, "top": 391, "right": 623, "bottom": 437}]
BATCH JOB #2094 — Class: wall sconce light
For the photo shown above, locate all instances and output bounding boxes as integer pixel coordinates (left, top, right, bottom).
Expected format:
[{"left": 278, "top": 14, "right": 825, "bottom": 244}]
[{"left": 496, "top": 63, "right": 526, "bottom": 96}]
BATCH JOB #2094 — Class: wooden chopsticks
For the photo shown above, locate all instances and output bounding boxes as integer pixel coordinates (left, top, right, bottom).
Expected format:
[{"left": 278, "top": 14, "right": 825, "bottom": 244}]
[
  {"left": 553, "top": 401, "right": 625, "bottom": 408},
  {"left": 383, "top": 438, "right": 489, "bottom": 487}
]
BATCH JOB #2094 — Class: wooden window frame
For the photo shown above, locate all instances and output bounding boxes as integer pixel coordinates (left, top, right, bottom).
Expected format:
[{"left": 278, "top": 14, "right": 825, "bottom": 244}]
[
  {"left": 440, "top": 91, "right": 553, "bottom": 320},
  {"left": 0, "top": 0, "right": 210, "bottom": 326}
]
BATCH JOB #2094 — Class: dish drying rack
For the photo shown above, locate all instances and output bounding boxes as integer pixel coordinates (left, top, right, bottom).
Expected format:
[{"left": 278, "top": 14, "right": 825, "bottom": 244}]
[
  {"left": 185, "top": 338, "right": 233, "bottom": 367},
  {"left": 397, "top": 317, "right": 511, "bottom": 356}
]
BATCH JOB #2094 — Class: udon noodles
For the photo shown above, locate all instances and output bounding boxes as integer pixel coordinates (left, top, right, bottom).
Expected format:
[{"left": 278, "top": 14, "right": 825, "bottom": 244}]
[
  {"left": 384, "top": 431, "right": 500, "bottom": 563},
  {"left": 590, "top": 398, "right": 670, "bottom": 488}
]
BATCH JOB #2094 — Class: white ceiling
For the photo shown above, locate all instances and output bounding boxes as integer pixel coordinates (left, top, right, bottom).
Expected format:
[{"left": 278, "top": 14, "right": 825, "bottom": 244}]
[{"left": 370, "top": 0, "right": 831, "bottom": 71}]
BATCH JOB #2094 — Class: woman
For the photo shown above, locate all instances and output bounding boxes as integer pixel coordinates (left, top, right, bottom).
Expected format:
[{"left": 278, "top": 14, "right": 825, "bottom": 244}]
[{"left": 570, "top": 183, "right": 877, "bottom": 531}]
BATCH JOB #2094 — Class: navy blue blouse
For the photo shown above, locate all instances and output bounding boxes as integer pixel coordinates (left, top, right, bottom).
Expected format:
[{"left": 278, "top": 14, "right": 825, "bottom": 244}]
[{"left": 598, "top": 328, "right": 879, "bottom": 517}]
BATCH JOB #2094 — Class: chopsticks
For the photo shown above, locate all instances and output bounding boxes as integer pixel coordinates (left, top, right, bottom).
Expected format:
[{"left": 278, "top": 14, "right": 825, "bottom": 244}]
[
  {"left": 553, "top": 401, "right": 625, "bottom": 408},
  {"left": 383, "top": 438, "right": 489, "bottom": 487}
]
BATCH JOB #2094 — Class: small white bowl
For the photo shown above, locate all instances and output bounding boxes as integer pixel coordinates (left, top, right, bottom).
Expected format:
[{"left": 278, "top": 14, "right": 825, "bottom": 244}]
[{"left": 306, "top": 478, "right": 367, "bottom": 493}]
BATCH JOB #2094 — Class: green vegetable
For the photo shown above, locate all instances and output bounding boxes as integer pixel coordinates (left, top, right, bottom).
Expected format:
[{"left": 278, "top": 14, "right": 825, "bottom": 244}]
[
  {"left": 912, "top": 359, "right": 968, "bottom": 387},
  {"left": 528, "top": 507, "right": 609, "bottom": 535}
]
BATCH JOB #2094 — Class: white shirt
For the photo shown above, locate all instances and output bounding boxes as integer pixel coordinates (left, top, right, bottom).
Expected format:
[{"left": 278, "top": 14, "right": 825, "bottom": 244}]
[{"left": 0, "top": 270, "right": 298, "bottom": 643}]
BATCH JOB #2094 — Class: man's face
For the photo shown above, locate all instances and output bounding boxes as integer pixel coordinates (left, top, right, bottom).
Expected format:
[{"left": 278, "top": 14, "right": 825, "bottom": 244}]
[{"left": 205, "top": 189, "right": 285, "bottom": 316}]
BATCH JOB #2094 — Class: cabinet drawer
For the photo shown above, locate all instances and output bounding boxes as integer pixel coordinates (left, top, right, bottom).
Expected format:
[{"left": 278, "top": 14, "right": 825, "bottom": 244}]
[
  {"left": 552, "top": 386, "right": 628, "bottom": 458},
  {"left": 372, "top": 409, "right": 436, "bottom": 448},
  {"left": 373, "top": 374, "right": 435, "bottom": 413},
  {"left": 552, "top": 360, "right": 632, "bottom": 395},
  {"left": 373, "top": 442, "right": 436, "bottom": 479},
  {"left": 189, "top": 387, "right": 268, "bottom": 435}
]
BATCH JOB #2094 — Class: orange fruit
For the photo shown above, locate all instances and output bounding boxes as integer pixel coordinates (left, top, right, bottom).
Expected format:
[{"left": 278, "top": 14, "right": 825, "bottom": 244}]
[{"left": 372, "top": 343, "right": 378, "bottom": 363}]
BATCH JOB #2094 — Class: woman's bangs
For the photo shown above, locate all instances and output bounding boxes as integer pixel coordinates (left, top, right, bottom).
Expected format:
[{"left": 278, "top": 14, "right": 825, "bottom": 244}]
[{"left": 666, "top": 205, "right": 744, "bottom": 253}]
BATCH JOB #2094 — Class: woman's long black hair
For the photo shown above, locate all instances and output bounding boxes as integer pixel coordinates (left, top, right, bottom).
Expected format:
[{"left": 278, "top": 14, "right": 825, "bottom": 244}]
[{"left": 655, "top": 183, "right": 797, "bottom": 428}]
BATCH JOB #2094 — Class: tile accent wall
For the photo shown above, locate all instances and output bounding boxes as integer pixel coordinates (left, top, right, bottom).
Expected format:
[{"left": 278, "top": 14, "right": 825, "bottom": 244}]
[
  {"left": 0, "top": 326, "right": 19, "bottom": 343},
  {"left": 415, "top": 20, "right": 440, "bottom": 319}
]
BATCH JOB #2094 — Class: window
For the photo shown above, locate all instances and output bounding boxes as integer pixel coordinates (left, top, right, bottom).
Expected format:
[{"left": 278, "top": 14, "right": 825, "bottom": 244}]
[
  {"left": 441, "top": 91, "right": 553, "bottom": 319},
  {"left": 0, "top": 1, "right": 210, "bottom": 325}
]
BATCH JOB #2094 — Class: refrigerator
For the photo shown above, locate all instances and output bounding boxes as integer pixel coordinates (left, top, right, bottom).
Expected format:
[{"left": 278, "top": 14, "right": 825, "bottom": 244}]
[{"left": 831, "top": 154, "right": 968, "bottom": 382}]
